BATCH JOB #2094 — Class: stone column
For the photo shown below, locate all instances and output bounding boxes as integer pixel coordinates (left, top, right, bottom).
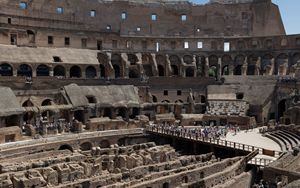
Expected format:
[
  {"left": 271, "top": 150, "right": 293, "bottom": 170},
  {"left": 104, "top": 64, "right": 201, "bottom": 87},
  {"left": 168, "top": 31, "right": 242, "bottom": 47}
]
[
  {"left": 205, "top": 57, "right": 209, "bottom": 77},
  {"left": 217, "top": 57, "right": 222, "bottom": 80},
  {"left": 242, "top": 56, "right": 248, "bottom": 75}
]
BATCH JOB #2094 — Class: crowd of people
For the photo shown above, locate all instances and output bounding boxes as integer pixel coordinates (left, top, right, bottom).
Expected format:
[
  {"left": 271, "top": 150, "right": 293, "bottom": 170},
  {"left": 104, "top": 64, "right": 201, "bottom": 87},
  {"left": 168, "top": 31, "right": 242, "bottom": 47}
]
[{"left": 149, "top": 123, "right": 241, "bottom": 140}]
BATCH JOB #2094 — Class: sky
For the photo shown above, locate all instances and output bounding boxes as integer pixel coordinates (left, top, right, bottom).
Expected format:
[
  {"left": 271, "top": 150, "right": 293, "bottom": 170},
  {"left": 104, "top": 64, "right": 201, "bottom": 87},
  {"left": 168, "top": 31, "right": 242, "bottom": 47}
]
[{"left": 192, "top": 0, "right": 300, "bottom": 35}]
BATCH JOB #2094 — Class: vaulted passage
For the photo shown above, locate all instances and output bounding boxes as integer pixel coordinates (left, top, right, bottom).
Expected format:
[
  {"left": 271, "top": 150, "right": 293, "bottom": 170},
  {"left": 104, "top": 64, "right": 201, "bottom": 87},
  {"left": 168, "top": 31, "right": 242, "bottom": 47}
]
[
  {"left": 0, "top": 63, "right": 13, "bottom": 76},
  {"left": 70, "top": 66, "right": 82, "bottom": 78},
  {"left": 36, "top": 64, "right": 50, "bottom": 76},
  {"left": 53, "top": 65, "right": 66, "bottom": 77},
  {"left": 85, "top": 66, "right": 97, "bottom": 78},
  {"left": 17, "top": 64, "right": 32, "bottom": 77}
]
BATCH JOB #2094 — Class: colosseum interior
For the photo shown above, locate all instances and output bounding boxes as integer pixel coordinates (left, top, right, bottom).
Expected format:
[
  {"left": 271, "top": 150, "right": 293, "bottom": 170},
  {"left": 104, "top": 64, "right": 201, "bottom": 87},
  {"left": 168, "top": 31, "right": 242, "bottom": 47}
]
[{"left": 0, "top": 0, "right": 300, "bottom": 187}]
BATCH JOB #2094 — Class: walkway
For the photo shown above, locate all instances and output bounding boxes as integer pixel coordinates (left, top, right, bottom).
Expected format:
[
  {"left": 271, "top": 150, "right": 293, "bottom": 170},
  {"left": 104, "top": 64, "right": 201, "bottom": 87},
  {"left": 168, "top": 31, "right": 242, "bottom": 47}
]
[{"left": 145, "top": 126, "right": 282, "bottom": 166}]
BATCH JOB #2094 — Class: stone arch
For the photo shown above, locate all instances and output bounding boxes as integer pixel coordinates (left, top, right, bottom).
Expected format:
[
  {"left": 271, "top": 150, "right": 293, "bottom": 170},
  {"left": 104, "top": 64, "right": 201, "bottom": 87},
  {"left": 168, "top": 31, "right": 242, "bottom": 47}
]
[
  {"left": 247, "top": 55, "right": 258, "bottom": 75},
  {"left": 163, "top": 182, "right": 170, "bottom": 188},
  {"left": 175, "top": 99, "right": 183, "bottom": 103},
  {"left": 100, "top": 140, "right": 110, "bottom": 148},
  {"left": 113, "top": 64, "right": 121, "bottom": 78},
  {"left": 41, "top": 99, "right": 53, "bottom": 106},
  {"left": 129, "top": 68, "right": 140, "bottom": 78},
  {"left": 59, "top": 144, "right": 73, "bottom": 152},
  {"left": 156, "top": 55, "right": 167, "bottom": 76},
  {"left": 36, "top": 64, "right": 50, "bottom": 76},
  {"left": 275, "top": 53, "right": 288, "bottom": 75},
  {"left": 130, "top": 107, "right": 140, "bottom": 119},
  {"left": 0, "top": 63, "right": 13, "bottom": 76},
  {"left": 183, "top": 55, "right": 193, "bottom": 64},
  {"left": 103, "top": 108, "right": 112, "bottom": 118},
  {"left": 158, "top": 64, "right": 165, "bottom": 77},
  {"left": 85, "top": 66, "right": 97, "bottom": 78},
  {"left": 186, "top": 67, "right": 194, "bottom": 77},
  {"left": 152, "top": 95, "right": 158, "bottom": 103},
  {"left": 70, "top": 65, "right": 82, "bottom": 78},
  {"left": 169, "top": 55, "right": 181, "bottom": 76},
  {"left": 222, "top": 54, "right": 232, "bottom": 65},
  {"left": 142, "top": 54, "right": 154, "bottom": 77},
  {"left": 117, "top": 107, "right": 127, "bottom": 119},
  {"left": 80, "top": 142, "right": 93, "bottom": 151},
  {"left": 22, "top": 100, "right": 34, "bottom": 107},
  {"left": 53, "top": 65, "right": 66, "bottom": 77},
  {"left": 128, "top": 54, "right": 138, "bottom": 65},
  {"left": 234, "top": 55, "right": 245, "bottom": 75},
  {"left": 17, "top": 64, "right": 32, "bottom": 77},
  {"left": 111, "top": 54, "right": 124, "bottom": 78},
  {"left": 261, "top": 54, "right": 273, "bottom": 75},
  {"left": 99, "top": 64, "right": 105, "bottom": 78},
  {"left": 161, "top": 100, "right": 170, "bottom": 103}
]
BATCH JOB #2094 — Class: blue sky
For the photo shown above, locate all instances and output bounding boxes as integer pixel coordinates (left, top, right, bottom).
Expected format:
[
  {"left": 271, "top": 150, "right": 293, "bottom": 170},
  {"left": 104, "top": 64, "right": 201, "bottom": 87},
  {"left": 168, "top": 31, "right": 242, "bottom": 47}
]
[{"left": 192, "top": 0, "right": 300, "bottom": 35}]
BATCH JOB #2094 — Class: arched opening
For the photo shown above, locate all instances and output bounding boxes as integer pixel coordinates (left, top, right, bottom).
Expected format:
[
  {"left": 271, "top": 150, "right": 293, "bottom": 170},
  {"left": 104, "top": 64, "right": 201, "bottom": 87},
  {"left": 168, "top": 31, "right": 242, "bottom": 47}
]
[
  {"left": 200, "top": 95, "right": 206, "bottom": 103},
  {"left": 80, "top": 142, "right": 93, "bottom": 151},
  {"left": 100, "top": 140, "right": 110, "bottom": 148},
  {"left": 261, "top": 54, "right": 273, "bottom": 75},
  {"left": 53, "top": 65, "right": 66, "bottom": 77},
  {"left": 208, "top": 66, "right": 217, "bottom": 79},
  {"left": 17, "top": 64, "right": 32, "bottom": 77},
  {"left": 0, "top": 63, "right": 13, "bottom": 76},
  {"left": 27, "top": 30, "right": 35, "bottom": 43},
  {"left": 152, "top": 95, "right": 158, "bottom": 103},
  {"left": 183, "top": 55, "right": 193, "bottom": 64},
  {"left": 128, "top": 54, "right": 138, "bottom": 65},
  {"left": 247, "top": 55, "right": 257, "bottom": 75},
  {"left": 85, "top": 66, "right": 97, "bottom": 78},
  {"left": 70, "top": 66, "right": 82, "bottom": 78},
  {"left": 41, "top": 99, "right": 53, "bottom": 106},
  {"left": 278, "top": 99, "right": 286, "bottom": 120},
  {"left": 112, "top": 54, "right": 123, "bottom": 78},
  {"left": 186, "top": 67, "right": 194, "bottom": 77},
  {"left": 236, "top": 93, "right": 244, "bottom": 100},
  {"left": 113, "top": 64, "right": 121, "bottom": 78},
  {"left": 129, "top": 69, "right": 140, "bottom": 78},
  {"left": 234, "top": 65, "right": 242, "bottom": 75},
  {"left": 22, "top": 100, "right": 34, "bottom": 123},
  {"left": 275, "top": 54, "right": 288, "bottom": 75},
  {"left": 117, "top": 108, "right": 127, "bottom": 119},
  {"left": 183, "top": 176, "right": 188, "bottom": 183},
  {"left": 103, "top": 108, "right": 112, "bottom": 118},
  {"left": 171, "top": 65, "right": 179, "bottom": 76},
  {"left": 130, "top": 108, "right": 139, "bottom": 119},
  {"left": 36, "top": 64, "right": 50, "bottom": 76},
  {"left": 247, "top": 65, "right": 256, "bottom": 75},
  {"left": 163, "top": 182, "right": 169, "bottom": 188},
  {"left": 59, "top": 144, "right": 73, "bottom": 152},
  {"left": 234, "top": 55, "right": 244, "bottom": 75},
  {"left": 74, "top": 110, "right": 85, "bottom": 122},
  {"left": 222, "top": 65, "right": 229, "bottom": 75},
  {"left": 99, "top": 64, "right": 105, "bottom": 78},
  {"left": 158, "top": 65, "right": 165, "bottom": 76}
]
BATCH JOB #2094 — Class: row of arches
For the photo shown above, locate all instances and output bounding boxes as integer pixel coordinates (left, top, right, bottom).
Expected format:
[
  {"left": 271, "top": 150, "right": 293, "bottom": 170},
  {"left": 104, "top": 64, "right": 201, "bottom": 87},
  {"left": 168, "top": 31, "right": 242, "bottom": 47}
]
[{"left": 0, "top": 63, "right": 105, "bottom": 78}]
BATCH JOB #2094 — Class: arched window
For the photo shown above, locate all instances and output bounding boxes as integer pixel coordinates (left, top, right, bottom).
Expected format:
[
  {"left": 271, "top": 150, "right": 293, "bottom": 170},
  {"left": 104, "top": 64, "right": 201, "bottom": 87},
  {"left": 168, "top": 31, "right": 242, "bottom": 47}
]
[
  {"left": 36, "top": 64, "right": 50, "bottom": 76},
  {"left": 70, "top": 65, "right": 82, "bottom": 78},
  {"left": 129, "top": 69, "right": 140, "bottom": 78},
  {"left": 85, "top": 66, "right": 97, "bottom": 78},
  {"left": 0, "top": 63, "right": 13, "bottom": 76},
  {"left": 53, "top": 65, "right": 66, "bottom": 77},
  {"left": 17, "top": 64, "right": 32, "bottom": 77},
  {"left": 171, "top": 65, "right": 179, "bottom": 76}
]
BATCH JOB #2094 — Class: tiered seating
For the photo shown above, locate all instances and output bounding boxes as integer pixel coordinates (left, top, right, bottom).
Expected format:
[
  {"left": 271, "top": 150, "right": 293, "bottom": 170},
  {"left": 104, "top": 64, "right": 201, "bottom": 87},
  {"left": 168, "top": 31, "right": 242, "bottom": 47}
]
[
  {"left": 207, "top": 100, "right": 249, "bottom": 116},
  {"left": 265, "top": 130, "right": 300, "bottom": 152}
]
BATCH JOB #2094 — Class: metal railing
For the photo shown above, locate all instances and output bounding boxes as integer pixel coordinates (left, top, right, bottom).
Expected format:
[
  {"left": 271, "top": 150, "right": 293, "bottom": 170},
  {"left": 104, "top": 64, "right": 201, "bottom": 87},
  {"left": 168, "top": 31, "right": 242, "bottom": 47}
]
[{"left": 145, "top": 126, "right": 281, "bottom": 159}]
